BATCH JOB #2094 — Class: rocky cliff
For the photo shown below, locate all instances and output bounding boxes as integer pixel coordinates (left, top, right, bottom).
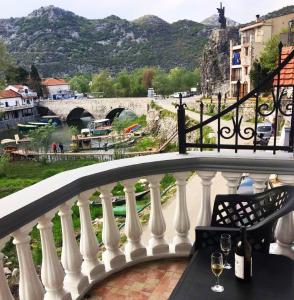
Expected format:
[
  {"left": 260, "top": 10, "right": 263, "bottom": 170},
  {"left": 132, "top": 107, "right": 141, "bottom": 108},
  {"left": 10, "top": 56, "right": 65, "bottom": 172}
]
[{"left": 200, "top": 27, "right": 239, "bottom": 96}]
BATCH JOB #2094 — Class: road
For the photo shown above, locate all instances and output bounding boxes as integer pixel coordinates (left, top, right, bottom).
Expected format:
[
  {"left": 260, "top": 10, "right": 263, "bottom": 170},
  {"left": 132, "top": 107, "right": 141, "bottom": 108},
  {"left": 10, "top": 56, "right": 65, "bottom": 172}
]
[{"left": 156, "top": 99, "right": 254, "bottom": 146}]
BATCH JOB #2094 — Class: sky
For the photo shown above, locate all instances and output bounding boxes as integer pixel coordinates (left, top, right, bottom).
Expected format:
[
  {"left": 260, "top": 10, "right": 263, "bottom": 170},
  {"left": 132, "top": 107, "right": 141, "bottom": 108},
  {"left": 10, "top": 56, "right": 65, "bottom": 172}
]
[{"left": 0, "top": 0, "right": 293, "bottom": 23}]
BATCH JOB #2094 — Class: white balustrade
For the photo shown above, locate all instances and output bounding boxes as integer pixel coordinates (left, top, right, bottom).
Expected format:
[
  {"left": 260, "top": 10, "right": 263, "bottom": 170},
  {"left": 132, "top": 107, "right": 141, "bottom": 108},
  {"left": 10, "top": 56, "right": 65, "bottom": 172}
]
[
  {"left": 172, "top": 172, "right": 191, "bottom": 254},
  {"left": 272, "top": 175, "right": 294, "bottom": 260},
  {"left": 123, "top": 179, "right": 146, "bottom": 261},
  {"left": 2, "top": 152, "right": 294, "bottom": 297},
  {"left": 77, "top": 191, "right": 105, "bottom": 282},
  {"left": 249, "top": 173, "right": 269, "bottom": 194},
  {"left": 0, "top": 238, "right": 14, "bottom": 300},
  {"left": 100, "top": 184, "right": 126, "bottom": 271},
  {"left": 197, "top": 171, "right": 216, "bottom": 226},
  {"left": 147, "top": 175, "right": 169, "bottom": 255},
  {"left": 59, "top": 201, "right": 89, "bottom": 299},
  {"left": 37, "top": 212, "right": 71, "bottom": 300},
  {"left": 13, "top": 224, "right": 45, "bottom": 300},
  {"left": 222, "top": 172, "right": 242, "bottom": 194}
]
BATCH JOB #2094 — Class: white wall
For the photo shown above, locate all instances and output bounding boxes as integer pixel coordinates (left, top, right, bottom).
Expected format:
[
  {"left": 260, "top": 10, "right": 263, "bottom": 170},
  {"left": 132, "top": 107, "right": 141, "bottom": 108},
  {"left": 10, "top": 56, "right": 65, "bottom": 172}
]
[
  {"left": 47, "top": 84, "right": 70, "bottom": 97},
  {"left": 0, "top": 97, "right": 22, "bottom": 107}
]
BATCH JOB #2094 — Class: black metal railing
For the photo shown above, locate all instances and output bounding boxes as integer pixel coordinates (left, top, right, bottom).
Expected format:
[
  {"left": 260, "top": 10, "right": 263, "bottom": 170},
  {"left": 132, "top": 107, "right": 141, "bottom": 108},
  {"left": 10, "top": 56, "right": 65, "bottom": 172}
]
[{"left": 177, "top": 42, "right": 294, "bottom": 154}]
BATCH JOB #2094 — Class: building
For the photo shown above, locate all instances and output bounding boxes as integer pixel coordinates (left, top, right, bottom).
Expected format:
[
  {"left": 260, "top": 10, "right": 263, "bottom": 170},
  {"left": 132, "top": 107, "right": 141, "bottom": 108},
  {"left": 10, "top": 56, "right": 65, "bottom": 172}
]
[
  {"left": 230, "top": 12, "right": 294, "bottom": 97},
  {"left": 5, "top": 85, "right": 38, "bottom": 102},
  {"left": 42, "top": 78, "right": 72, "bottom": 99},
  {"left": 0, "top": 89, "right": 37, "bottom": 130}
]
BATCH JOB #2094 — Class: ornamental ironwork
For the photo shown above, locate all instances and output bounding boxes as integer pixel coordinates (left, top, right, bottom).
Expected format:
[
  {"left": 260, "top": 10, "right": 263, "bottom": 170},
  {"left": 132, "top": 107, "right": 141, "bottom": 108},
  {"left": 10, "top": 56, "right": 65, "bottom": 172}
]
[{"left": 177, "top": 42, "right": 294, "bottom": 154}]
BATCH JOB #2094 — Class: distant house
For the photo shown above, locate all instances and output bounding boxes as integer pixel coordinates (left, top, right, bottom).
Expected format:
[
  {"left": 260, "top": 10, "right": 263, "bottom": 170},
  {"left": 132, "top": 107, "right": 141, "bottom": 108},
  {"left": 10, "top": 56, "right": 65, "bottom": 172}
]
[
  {"left": 5, "top": 85, "right": 38, "bottom": 103},
  {"left": 0, "top": 89, "right": 23, "bottom": 108},
  {"left": 0, "top": 89, "right": 37, "bottom": 128},
  {"left": 42, "top": 78, "right": 73, "bottom": 99}
]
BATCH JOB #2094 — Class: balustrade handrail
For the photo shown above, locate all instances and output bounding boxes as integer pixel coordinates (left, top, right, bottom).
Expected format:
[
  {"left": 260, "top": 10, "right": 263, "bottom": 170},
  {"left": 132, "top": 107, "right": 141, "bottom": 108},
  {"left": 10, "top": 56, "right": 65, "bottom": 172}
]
[{"left": 1, "top": 151, "right": 294, "bottom": 240}]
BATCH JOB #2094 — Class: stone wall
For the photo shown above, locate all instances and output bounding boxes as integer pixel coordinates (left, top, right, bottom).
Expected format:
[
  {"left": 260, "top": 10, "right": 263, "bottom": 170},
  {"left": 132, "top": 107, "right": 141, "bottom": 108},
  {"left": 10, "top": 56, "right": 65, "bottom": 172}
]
[{"left": 39, "top": 97, "right": 153, "bottom": 120}]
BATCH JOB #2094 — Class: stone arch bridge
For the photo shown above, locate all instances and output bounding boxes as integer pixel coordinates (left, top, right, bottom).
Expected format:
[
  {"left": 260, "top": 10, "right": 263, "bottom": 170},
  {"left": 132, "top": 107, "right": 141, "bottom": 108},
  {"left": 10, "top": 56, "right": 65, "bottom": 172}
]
[{"left": 39, "top": 98, "right": 153, "bottom": 121}]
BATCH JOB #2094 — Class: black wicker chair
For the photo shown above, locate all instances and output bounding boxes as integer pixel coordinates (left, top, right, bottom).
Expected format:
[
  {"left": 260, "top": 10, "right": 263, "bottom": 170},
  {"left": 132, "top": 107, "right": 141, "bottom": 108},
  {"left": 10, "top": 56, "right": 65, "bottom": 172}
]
[{"left": 192, "top": 185, "right": 294, "bottom": 254}]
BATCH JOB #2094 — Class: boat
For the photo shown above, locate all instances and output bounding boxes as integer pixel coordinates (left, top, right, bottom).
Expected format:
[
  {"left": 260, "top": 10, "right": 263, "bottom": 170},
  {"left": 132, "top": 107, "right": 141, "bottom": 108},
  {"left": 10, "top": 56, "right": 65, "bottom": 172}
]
[
  {"left": 124, "top": 124, "right": 141, "bottom": 134},
  {"left": 17, "top": 123, "right": 37, "bottom": 133},
  {"left": 88, "top": 119, "right": 112, "bottom": 136},
  {"left": 27, "top": 121, "right": 48, "bottom": 127},
  {"left": 40, "top": 115, "right": 62, "bottom": 126}
]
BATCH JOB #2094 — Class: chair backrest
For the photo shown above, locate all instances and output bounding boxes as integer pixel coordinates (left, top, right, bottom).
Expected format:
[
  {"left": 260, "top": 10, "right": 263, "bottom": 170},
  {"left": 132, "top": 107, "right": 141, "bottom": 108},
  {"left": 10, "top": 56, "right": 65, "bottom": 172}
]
[
  {"left": 194, "top": 185, "right": 294, "bottom": 254},
  {"left": 211, "top": 186, "right": 294, "bottom": 228}
]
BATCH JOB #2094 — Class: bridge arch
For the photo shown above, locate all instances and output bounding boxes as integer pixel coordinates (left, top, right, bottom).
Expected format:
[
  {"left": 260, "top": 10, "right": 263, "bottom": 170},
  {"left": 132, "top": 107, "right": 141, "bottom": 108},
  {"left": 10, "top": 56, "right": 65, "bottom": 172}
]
[
  {"left": 66, "top": 107, "right": 94, "bottom": 121},
  {"left": 106, "top": 108, "right": 137, "bottom": 123}
]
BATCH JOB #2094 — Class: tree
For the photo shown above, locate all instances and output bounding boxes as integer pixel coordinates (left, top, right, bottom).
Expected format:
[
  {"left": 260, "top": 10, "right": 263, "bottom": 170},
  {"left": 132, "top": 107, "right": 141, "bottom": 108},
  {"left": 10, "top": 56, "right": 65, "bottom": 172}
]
[
  {"left": 0, "top": 41, "right": 12, "bottom": 89},
  {"left": 90, "top": 71, "right": 114, "bottom": 97},
  {"left": 69, "top": 74, "right": 90, "bottom": 93},
  {"left": 5, "top": 65, "right": 29, "bottom": 85},
  {"left": 142, "top": 68, "right": 156, "bottom": 89},
  {"left": 129, "top": 69, "right": 145, "bottom": 97},
  {"left": 114, "top": 71, "right": 131, "bottom": 97},
  {"left": 250, "top": 35, "right": 280, "bottom": 91},
  {"left": 28, "top": 64, "right": 43, "bottom": 97},
  {"left": 259, "top": 35, "right": 279, "bottom": 71},
  {"left": 153, "top": 71, "right": 172, "bottom": 97},
  {"left": 28, "top": 125, "right": 56, "bottom": 153}
]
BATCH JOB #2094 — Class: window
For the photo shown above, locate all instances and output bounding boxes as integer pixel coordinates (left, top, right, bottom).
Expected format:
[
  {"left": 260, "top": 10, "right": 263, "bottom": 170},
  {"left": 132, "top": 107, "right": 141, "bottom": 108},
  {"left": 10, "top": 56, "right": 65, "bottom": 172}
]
[
  {"left": 245, "top": 47, "right": 249, "bottom": 56},
  {"left": 245, "top": 67, "right": 248, "bottom": 75}
]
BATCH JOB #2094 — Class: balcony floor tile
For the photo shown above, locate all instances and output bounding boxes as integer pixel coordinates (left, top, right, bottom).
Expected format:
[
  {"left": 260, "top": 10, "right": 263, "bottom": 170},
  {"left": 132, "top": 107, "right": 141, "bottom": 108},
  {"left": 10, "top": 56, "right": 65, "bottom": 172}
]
[{"left": 86, "top": 258, "right": 188, "bottom": 299}]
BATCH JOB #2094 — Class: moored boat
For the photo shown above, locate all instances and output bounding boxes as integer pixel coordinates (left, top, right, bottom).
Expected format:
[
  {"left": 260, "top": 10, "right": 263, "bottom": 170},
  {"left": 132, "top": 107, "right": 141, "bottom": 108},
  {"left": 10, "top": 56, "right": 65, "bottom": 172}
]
[
  {"left": 27, "top": 121, "right": 48, "bottom": 127},
  {"left": 40, "top": 115, "right": 62, "bottom": 126},
  {"left": 88, "top": 118, "right": 112, "bottom": 136},
  {"left": 17, "top": 123, "right": 37, "bottom": 133}
]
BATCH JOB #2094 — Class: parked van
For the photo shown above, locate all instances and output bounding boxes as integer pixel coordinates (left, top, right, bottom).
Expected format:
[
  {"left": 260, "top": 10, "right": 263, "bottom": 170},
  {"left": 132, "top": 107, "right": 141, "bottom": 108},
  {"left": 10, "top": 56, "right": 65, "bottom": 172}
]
[{"left": 256, "top": 122, "right": 273, "bottom": 141}]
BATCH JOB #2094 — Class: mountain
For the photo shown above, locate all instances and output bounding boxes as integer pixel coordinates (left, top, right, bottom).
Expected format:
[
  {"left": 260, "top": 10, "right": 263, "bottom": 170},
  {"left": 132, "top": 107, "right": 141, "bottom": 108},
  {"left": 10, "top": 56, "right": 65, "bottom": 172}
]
[
  {"left": 0, "top": 6, "right": 209, "bottom": 77},
  {"left": 201, "top": 14, "right": 239, "bottom": 27},
  {"left": 263, "top": 5, "right": 294, "bottom": 20}
]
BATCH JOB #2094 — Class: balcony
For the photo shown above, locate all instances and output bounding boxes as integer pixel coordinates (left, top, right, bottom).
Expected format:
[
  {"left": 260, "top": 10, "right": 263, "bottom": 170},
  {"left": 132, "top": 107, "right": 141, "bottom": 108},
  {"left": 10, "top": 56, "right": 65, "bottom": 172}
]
[
  {"left": 0, "top": 103, "right": 35, "bottom": 112},
  {"left": 1, "top": 151, "right": 294, "bottom": 299}
]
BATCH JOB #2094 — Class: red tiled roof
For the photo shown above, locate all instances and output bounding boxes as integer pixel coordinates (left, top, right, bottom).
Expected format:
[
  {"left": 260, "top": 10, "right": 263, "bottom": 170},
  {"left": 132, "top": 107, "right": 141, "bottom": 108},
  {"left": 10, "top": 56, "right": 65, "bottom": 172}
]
[
  {"left": 42, "top": 78, "right": 68, "bottom": 86},
  {"left": 0, "top": 89, "right": 22, "bottom": 99},
  {"left": 274, "top": 46, "right": 294, "bottom": 87}
]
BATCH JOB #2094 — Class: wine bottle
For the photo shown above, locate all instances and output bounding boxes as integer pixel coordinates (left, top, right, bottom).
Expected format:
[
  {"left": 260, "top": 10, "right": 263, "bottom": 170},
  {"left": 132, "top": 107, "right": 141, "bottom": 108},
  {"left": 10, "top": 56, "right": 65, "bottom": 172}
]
[{"left": 235, "top": 227, "right": 252, "bottom": 281}]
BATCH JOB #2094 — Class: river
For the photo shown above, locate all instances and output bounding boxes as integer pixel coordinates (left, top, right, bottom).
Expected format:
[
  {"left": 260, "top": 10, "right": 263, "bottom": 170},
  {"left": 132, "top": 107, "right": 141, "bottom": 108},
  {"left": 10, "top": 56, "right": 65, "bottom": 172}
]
[{"left": 0, "top": 112, "right": 137, "bottom": 153}]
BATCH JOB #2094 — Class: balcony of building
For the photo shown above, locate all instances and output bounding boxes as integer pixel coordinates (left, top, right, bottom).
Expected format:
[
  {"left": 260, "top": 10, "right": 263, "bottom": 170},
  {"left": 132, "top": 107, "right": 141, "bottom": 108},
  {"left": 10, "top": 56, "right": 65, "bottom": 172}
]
[
  {"left": 0, "top": 103, "right": 35, "bottom": 113},
  {"left": 1, "top": 150, "right": 294, "bottom": 300}
]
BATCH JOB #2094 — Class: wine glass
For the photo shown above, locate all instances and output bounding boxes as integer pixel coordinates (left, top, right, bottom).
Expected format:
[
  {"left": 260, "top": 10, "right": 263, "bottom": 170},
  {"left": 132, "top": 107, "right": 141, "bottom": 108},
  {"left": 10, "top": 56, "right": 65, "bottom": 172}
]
[
  {"left": 211, "top": 252, "right": 224, "bottom": 293},
  {"left": 220, "top": 233, "right": 232, "bottom": 269}
]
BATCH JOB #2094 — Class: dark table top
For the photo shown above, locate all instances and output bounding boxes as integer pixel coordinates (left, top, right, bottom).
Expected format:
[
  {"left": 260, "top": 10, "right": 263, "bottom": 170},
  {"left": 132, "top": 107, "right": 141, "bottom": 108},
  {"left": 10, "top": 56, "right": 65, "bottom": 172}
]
[{"left": 169, "top": 250, "right": 294, "bottom": 300}]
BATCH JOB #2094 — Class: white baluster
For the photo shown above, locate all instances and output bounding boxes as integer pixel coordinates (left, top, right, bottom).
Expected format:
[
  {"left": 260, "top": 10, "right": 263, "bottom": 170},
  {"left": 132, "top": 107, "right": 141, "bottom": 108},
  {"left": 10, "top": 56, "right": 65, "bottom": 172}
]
[
  {"left": 0, "top": 237, "right": 14, "bottom": 300},
  {"left": 100, "top": 184, "right": 126, "bottom": 271},
  {"left": 37, "top": 212, "right": 71, "bottom": 300},
  {"left": 172, "top": 172, "right": 191, "bottom": 254},
  {"left": 249, "top": 173, "right": 269, "bottom": 194},
  {"left": 146, "top": 175, "right": 169, "bottom": 255},
  {"left": 272, "top": 175, "right": 294, "bottom": 260},
  {"left": 77, "top": 191, "right": 105, "bottom": 282},
  {"left": 13, "top": 224, "right": 44, "bottom": 300},
  {"left": 197, "top": 171, "right": 216, "bottom": 226},
  {"left": 59, "top": 201, "right": 89, "bottom": 299},
  {"left": 222, "top": 172, "right": 242, "bottom": 194},
  {"left": 123, "top": 179, "right": 146, "bottom": 261}
]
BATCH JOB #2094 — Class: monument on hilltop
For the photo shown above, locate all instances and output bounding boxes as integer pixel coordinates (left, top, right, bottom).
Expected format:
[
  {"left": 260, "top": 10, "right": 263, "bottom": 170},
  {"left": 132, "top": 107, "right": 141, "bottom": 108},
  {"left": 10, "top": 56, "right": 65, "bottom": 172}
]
[{"left": 217, "top": 2, "right": 227, "bottom": 29}]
